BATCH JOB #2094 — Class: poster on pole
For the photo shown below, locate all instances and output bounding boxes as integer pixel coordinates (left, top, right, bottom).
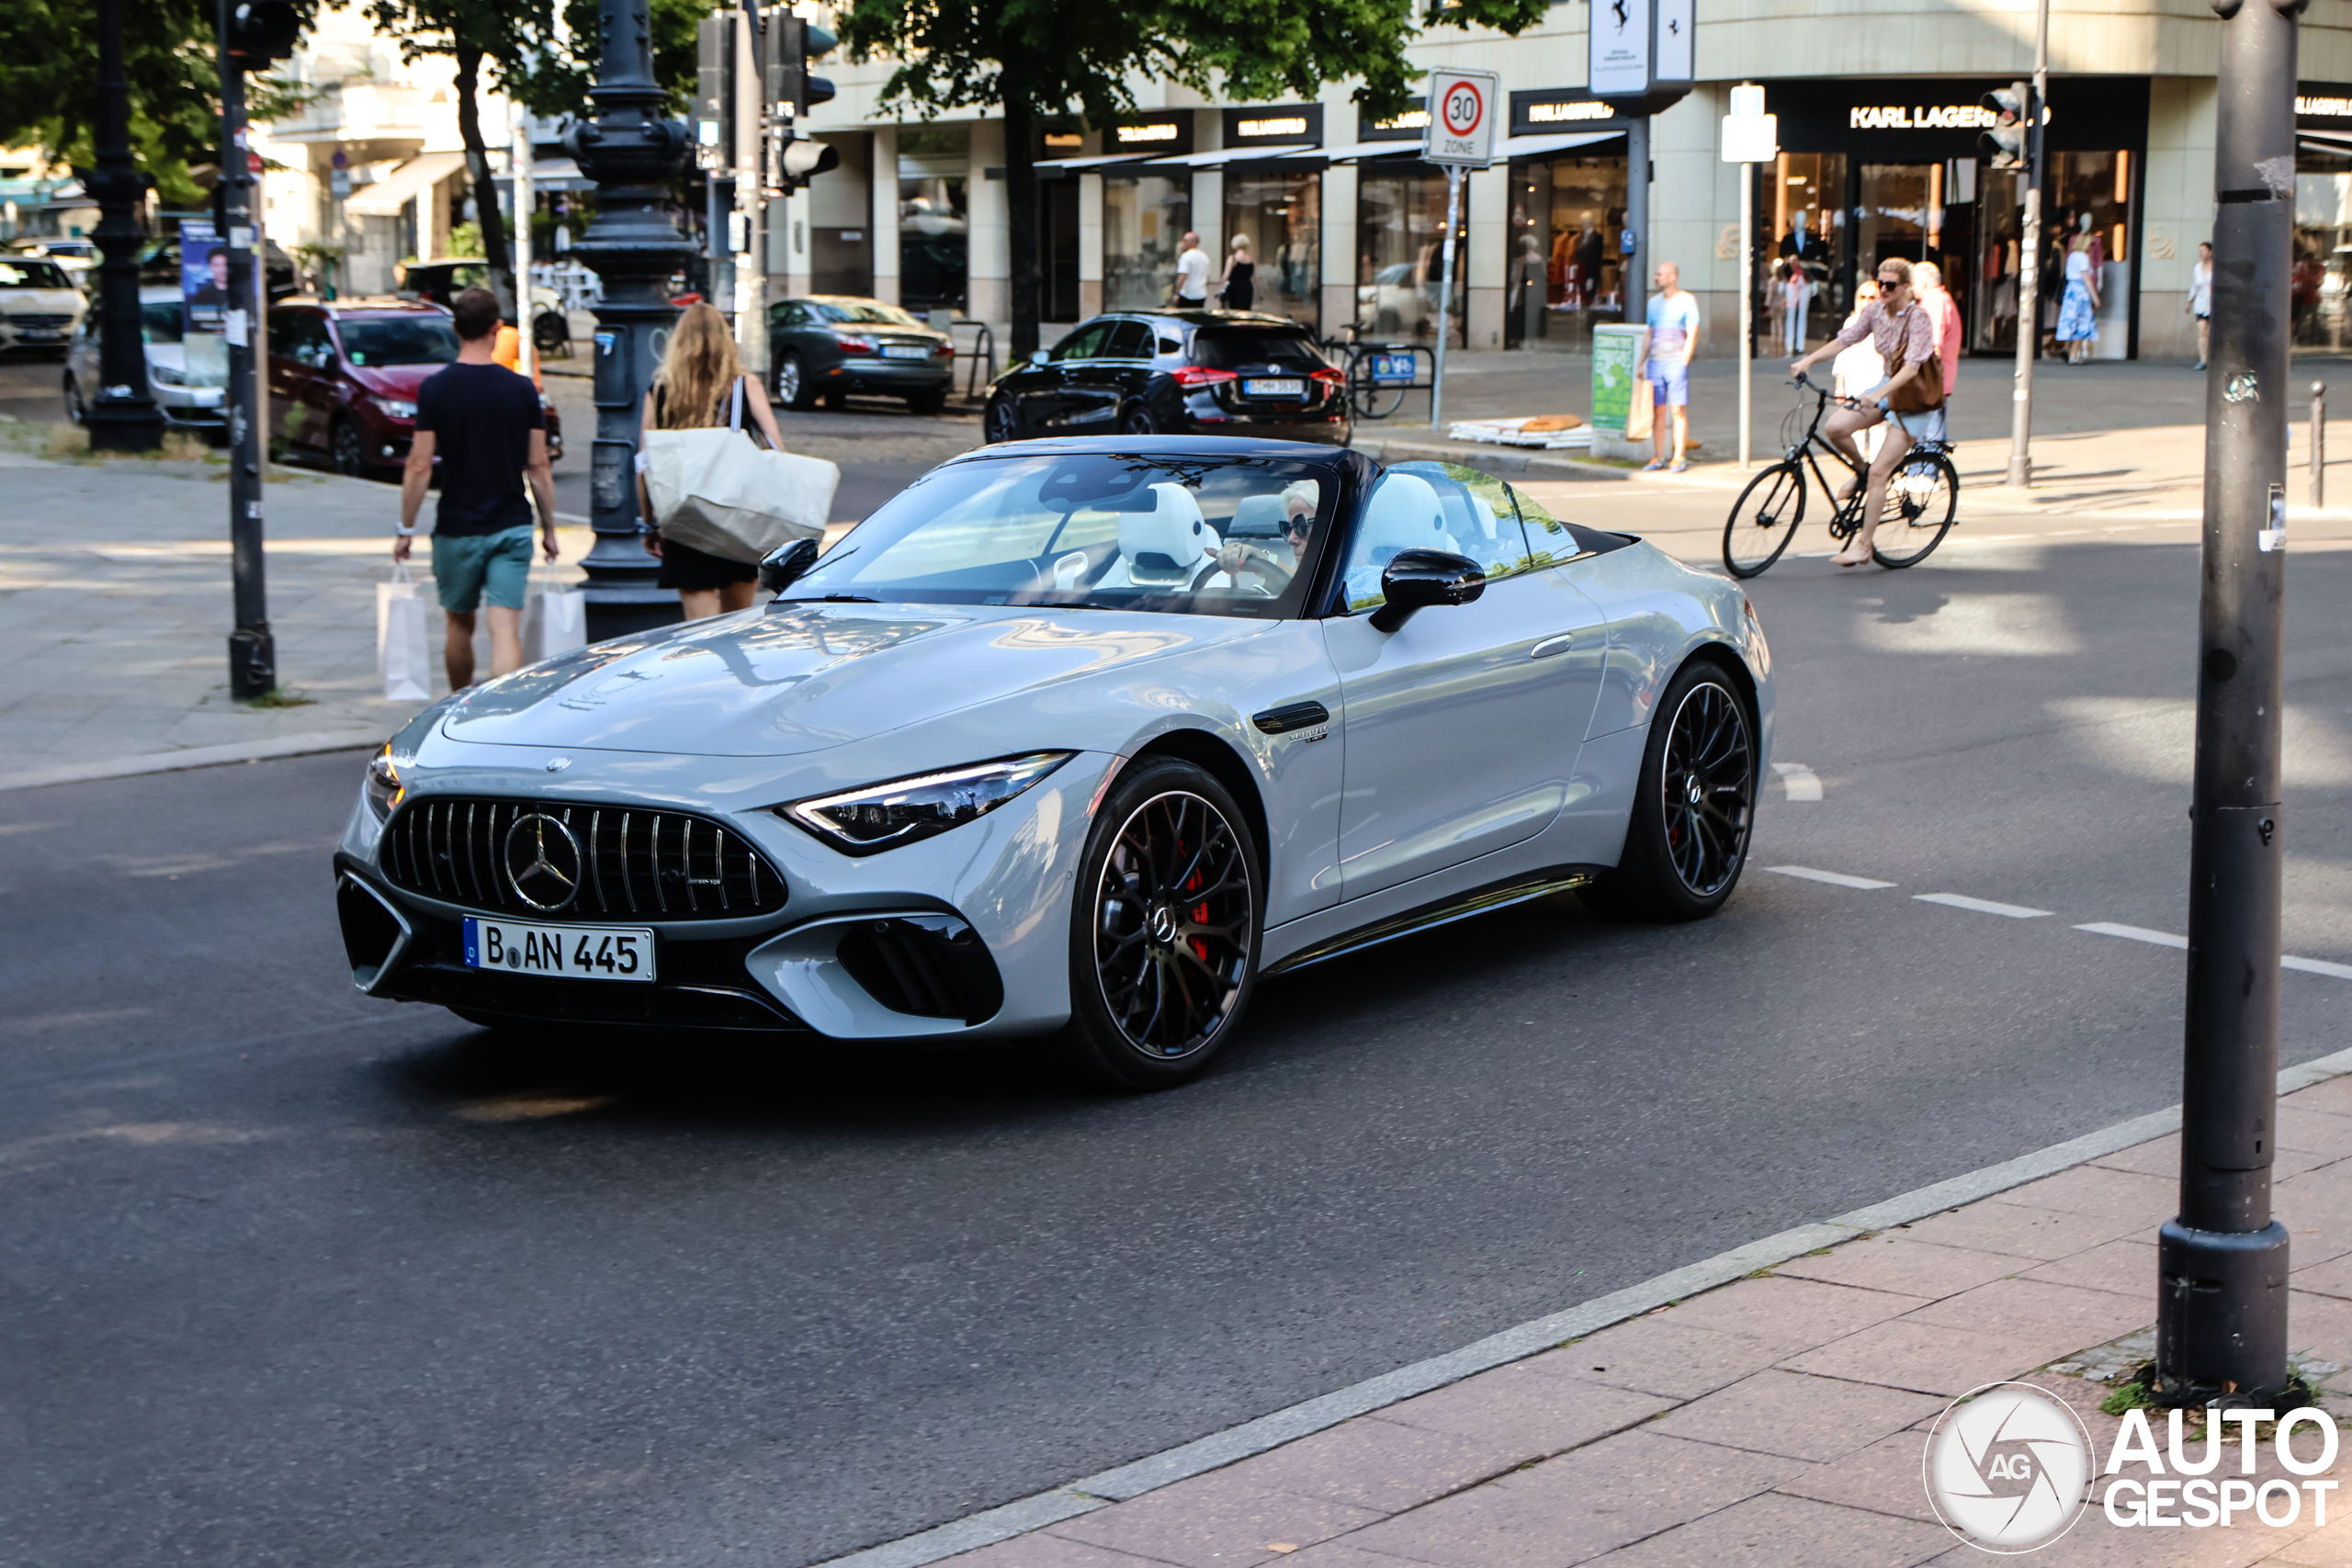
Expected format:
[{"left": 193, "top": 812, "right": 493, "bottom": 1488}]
[
  {"left": 180, "top": 220, "right": 229, "bottom": 332},
  {"left": 1422, "top": 68, "right": 1499, "bottom": 168}
]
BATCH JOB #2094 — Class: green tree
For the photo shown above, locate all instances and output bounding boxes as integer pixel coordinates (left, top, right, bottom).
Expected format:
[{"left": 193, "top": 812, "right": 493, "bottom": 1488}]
[
  {"left": 506, "top": 0, "right": 706, "bottom": 124},
  {"left": 836, "top": 0, "right": 1547, "bottom": 357},
  {"left": 0, "top": 0, "right": 318, "bottom": 209}
]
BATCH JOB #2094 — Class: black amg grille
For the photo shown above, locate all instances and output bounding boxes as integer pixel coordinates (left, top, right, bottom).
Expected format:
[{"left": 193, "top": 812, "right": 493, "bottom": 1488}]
[
  {"left": 8, "top": 313, "right": 74, "bottom": 332},
  {"left": 380, "top": 796, "right": 786, "bottom": 921}
]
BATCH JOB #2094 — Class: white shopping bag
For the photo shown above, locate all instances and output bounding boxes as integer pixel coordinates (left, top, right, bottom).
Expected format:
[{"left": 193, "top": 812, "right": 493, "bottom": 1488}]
[
  {"left": 376, "top": 561, "right": 433, "bottom": 702},
  {"left": 521, "top": 565, "right": 588, "bottom": 663}
]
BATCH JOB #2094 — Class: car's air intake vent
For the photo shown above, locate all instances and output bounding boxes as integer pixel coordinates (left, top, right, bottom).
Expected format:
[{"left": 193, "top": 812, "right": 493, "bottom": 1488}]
[
  {"left": 835, "top": 915, "right": 1004, "bottom": 1026},
  {"left": 380, "top": 796, "right": 786, "bottom": 921}
]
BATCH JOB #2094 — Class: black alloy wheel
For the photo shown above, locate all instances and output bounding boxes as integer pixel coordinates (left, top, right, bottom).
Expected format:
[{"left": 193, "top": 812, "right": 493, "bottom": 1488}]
[
  {"left": 1582, "top": 661, "right": 1757, "bottom": 922},
  {"left": 331, "top": 417, "right": 368, "bottom": 478},
  {"left": 1121, "top": 406, "right": 1159, "bottom": 436},
  {"left": 982, "top": 395, "right": 1017, "bottom": 444},
  {"left": 1060, "top": 760, "right": 1260, "bottom": 1090},
  {"left": 1722, "top": 460, "right": 1804, "bottom": 578},
  {"left": 775, "top": 352, "right": 813, "bottom": 411},
  {"left": 906, "top": 387, "right": 947, "bottom": 415}
]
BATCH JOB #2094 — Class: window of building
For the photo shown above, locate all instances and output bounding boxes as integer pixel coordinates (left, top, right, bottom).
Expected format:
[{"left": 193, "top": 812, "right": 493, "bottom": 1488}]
[
  {"left": 899, "top": 123, "right": 969, "bottom": 316},
  {"left": 1505, "top": 152, "right": 1627, "bottom": 347},
  {"left": 1356, "top": 167, "right": 1464, "bottom": 347},
  {"left": 1222, "top": 170, "right": 1318, "bottom": 330},
  {"left": 1103, "top": 173, "right": 1191, "bottom": 311},
  {"left": 2297, "top": 146, "right": 2352, "bottom": 351}
]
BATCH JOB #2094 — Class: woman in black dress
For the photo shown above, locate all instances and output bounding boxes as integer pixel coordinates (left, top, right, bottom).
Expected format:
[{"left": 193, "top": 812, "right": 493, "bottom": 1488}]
[
  {"left": 633, "top": 303, "right": 791, "bottom": 618},
  {"left": 1218, "top": 237, "right": 1256, "bottom": 312}
]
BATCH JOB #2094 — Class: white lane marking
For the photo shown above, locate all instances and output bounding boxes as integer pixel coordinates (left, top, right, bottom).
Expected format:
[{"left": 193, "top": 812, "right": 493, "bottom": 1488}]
[
  {"left": 1770, "top": 761, "right": 1823, "bottom": 801},
  {"left": 2286, "top": 955, "right": 2352, "bottom": 980},
  {"left": 2075, "top": 921, "right": 2188, "bottom": 949},
  {"left": 1915, "top": 892, "right": 2053, "bottom": 919},
  {"left": 1766, "top": 864, "right": 1895, "bottom": 890}
]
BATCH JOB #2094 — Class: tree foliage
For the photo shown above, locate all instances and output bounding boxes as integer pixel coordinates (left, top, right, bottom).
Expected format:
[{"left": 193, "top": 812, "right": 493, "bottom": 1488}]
[
  {"left": 0, "top": 0, "right": 319, "bottom": 209},
  {"left": 505, "top": 0, "right": 707, "bottom": 124},
  {"left": 835, "top": 0, "right": 1549, "bottom": 355}
]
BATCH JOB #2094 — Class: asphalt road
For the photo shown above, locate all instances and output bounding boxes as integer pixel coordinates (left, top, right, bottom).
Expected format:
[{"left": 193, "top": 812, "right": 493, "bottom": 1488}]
[{"left": 5, "top": 527, "right": 2352, "bottom": 1562}]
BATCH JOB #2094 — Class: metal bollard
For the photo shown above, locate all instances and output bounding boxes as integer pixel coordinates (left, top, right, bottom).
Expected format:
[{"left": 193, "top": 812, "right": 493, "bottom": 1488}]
[{"left": 2313, "top": 382, "right": 2328, "bottom": 511}]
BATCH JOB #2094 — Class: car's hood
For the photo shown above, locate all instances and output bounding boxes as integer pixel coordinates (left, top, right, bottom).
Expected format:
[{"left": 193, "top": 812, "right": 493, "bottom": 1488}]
[
  {"left": 435, "top": 601, "right": 1267, "bottom": 757},
  {"left": 2, "top": 289, "right": 83, "bottom": 314},
  {"left": 349, "top": 362, "right": 442, "bottom": 398}
]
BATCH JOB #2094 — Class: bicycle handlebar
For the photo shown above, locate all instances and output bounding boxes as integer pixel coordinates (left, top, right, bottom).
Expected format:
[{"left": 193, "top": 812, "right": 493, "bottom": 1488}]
[{"left": 1791, "top": 370, "right": 1871, "bottom": 412}]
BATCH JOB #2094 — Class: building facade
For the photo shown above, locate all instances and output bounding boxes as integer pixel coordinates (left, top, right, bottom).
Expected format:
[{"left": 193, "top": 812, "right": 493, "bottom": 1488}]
[{"left": 789, "top": 0, "right": 2352, "bottom": 360}]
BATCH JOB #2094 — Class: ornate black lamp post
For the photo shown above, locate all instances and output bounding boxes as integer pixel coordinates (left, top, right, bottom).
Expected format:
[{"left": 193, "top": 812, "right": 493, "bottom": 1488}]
[
  {"left": 81, "top": 0, "right": 165, "bottom": 453},
  {"left": 566, "top": 0, "right": 696, "bottom": 639}
]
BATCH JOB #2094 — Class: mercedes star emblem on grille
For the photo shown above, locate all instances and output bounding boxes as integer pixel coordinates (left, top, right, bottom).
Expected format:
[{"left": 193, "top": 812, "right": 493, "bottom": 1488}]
[{"left": 503, "top": 813, "right": 583, "bottom": 911}]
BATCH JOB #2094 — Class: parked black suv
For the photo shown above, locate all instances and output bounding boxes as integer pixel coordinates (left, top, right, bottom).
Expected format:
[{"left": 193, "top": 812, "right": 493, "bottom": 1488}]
[{"left": 982, "top": 310, "right": 1349, "bottom": 446}]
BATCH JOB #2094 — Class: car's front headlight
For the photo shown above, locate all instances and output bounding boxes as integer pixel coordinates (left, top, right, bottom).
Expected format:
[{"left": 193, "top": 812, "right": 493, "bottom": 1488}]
[
  {"left": 780, "top": 751, "right": 1071, "bottom": 856},
  {"left": 365, "top": 743, "right": 404, "bottom": 820},
  {"left": 371, "top": 395, "right": 417, "bottom": 421},
  {"left": 151, "top": 363, "right": 187, "bottom": 386}
]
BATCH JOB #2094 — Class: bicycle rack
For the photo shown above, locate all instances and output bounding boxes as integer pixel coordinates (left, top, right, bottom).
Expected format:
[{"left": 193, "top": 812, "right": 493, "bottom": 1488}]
[
  {"left": 932, "top": 317, "right": 997, "bottom": 403},
  {"left": 1322, "top": 330, "right": 1433, "bottom": 421}
]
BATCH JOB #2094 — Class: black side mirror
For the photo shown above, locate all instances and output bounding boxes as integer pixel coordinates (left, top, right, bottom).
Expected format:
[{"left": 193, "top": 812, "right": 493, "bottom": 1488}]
[
  {"left": 1369, "top": 548, "right": 1485, "bottom": 633},
  {"left": 759, "top": 537, "right": 822, "bottom": 595}
]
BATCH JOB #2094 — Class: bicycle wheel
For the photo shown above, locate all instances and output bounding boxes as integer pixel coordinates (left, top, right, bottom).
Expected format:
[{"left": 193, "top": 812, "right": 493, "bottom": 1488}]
[
  {"left": 1871, "top": 450, "right": 1959, "bottom": 568},
  {"left": 1350, "top": 359, "right": 1407, "bottom": 420},
  {"left": 1722, "top": 460, "right": 1807, "bottom": 578}
]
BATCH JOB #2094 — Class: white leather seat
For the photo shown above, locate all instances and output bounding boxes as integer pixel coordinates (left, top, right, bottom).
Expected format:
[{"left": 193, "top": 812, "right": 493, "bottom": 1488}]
[
  {"left": 1100, "top": 482, "right": 1219, "bottom": 590},
  {"left": 1341, "top": 473, "right": 1459, "bottom": 606}
]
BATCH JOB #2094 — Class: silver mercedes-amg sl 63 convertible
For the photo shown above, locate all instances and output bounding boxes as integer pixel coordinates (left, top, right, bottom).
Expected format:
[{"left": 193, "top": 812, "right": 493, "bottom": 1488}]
[{"left": 334, "top": 437, "right": 1773, "bottom": 1089}]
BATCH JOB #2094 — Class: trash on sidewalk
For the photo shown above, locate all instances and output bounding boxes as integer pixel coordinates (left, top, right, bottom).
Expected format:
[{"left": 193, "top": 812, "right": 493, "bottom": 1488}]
[{"left": 1447, "top": 414, "right": 1592, "bottom": 450}]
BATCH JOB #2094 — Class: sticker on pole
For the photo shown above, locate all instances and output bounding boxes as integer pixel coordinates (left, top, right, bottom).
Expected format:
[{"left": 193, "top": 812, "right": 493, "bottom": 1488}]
[{"left": 1424, "top": 68, "right": 1498, "bottom": 167}]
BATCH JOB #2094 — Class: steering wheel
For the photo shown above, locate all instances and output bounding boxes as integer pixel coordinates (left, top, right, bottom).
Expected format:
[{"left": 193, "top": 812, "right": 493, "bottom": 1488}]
[{"left": 1193, "top": 547, "right": 1290, "bottom": 596}]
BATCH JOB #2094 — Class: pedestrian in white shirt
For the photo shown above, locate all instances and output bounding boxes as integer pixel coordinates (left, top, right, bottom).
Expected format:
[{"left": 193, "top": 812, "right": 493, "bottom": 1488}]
[
  {"left": 2187, "top": 241, "right": 2213, "bottom": 369},
  {"left": 1171, "top": 232, "right": 1211, "bottom": 309}
]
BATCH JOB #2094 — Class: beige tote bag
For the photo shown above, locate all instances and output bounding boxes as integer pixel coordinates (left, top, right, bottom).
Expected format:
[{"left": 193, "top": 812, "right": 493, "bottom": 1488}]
[{"left": 644, "top": 379, "right": 839, "bottom": 564}]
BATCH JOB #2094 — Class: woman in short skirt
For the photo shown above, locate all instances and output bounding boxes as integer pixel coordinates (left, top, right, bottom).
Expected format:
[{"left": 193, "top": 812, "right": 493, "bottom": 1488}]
[{"left": 634, "top": 303, "right": 790, "bottom": 618}]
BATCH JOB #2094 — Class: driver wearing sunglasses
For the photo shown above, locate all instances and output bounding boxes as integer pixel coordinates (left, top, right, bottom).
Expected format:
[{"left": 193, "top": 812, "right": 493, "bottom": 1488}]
[{"left": 1215, "top": 479, "right": 1321, "bottom": 581}]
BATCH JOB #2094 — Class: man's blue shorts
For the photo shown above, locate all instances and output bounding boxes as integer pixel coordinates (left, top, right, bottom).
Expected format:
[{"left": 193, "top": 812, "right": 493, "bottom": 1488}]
[
  {"left": 431, "top": 525, "right": 535, "bottom": 614},
  {"left": 1646, "top": 359, "right": 1690, "bottom": 407}
]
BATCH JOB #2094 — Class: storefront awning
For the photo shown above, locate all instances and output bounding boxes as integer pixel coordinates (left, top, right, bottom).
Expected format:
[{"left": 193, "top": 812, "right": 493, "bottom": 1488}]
[
  {"left": 491, "top": 157, "right": 588, "bottom": 192},
  {"left": 344, "top": 150, "right": 464, "bottom": 217},
  {"left": 1498, "top": 130, "right": 1625, "bottom": 160},
  {"left": 1307, "top": 139, "right": 1427, "bottom": 165},
  {"left": 1131, "top": 143, "right": 1317, "bottom": 169},
  {"left": 1037, "top": 152, "right": 1157, "bottom": 173}
]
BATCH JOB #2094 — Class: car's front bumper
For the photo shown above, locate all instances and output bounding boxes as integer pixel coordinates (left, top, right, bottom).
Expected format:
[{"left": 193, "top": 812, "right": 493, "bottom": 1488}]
[{"left": 334, "top": 744, "right": 1115, "bottom": 1042}]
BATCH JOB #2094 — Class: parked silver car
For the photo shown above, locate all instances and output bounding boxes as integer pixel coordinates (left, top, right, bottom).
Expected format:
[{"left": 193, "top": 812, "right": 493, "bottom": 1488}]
[
  {"left": 0, "top": 255, "right": 86, "bottom": 355},
  {"left": 334, "top": 440, "right": 1773, "bottom": 1089},
  {"left": 63, "top": 288, "right": 229, "bottom": 436}
]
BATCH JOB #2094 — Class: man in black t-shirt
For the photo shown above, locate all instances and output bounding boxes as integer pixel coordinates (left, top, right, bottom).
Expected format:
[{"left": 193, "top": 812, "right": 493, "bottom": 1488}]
[{"left": 394, "top": 288, "right": 559, "bottom": 689}]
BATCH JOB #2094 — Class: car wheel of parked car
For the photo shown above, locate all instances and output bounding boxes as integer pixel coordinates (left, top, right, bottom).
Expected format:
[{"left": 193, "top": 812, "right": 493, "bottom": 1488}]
[
  {"left": 531, "top": 310, "right": 568, "bottom": 355},
  {"left": 1581, "top": 660, "right": 1757, "bottom": 923},
  {"left": 1057, "top": 758, "right": 1261, "bottom": 1092},
  {"left": 774, "top": 352, "right": 813, "bottom": 411},
  {"left": 905, "top": 388, "right": 947, "bottom": 415},
  {"left": 331, "top": 417, "right": 369, "bottom": 478},
  {"left": 62, "top": 373, "right": 85, "bottom": 425},
  {"left": 983, "top": 395, "right": 1016, "bottom": 444},
  {"left": 1121, "top": 406, "right": 1158, "bottom": 436}
]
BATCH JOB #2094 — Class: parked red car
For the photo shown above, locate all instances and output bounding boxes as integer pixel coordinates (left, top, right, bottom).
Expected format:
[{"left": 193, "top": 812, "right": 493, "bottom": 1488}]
[{"left": 266, "top": 299, "right": 563, "bottom": 479}]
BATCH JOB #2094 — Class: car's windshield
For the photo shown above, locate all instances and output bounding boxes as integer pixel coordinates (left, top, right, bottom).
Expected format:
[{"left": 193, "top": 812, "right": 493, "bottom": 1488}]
[
  {"left": 1191, "top": 329, "right": 1327, "bottom": 372},
  {"left": 781, "top": 453, "right": 1338, "bottom": 619},
  {"left": 336, "top": 316, "right": 459, "bottom": 367},
  {"left": 141, "top": 301, "right": 184, "bottom": 343},
  {"left": 0, "top": 261, "right": 71, "bottom": 290},
  {"left": 810, "top": 299, "right": 923, "bottom": 327}
]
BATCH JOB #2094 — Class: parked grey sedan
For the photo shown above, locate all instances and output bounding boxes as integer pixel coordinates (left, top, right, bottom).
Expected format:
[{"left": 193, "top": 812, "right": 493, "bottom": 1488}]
[
  {"left": 766, "top": 294, "right": 956, "bottom": 412},
  {"left": 334, "top": 438, "right": 1772, "bottom": 1089}
]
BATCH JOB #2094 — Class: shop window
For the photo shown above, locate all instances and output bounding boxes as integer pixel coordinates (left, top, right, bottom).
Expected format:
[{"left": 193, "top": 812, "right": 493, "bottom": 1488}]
[
  {"left": 1355, "top": 168, "right": 1465, "bottom": 347},
  {"left": 1104, "top": 173, "right": 1192, "bottom": 311},
  {"left": 1222, "top": 170, "right": 1318, "bottom": 330},
  {"left": 2297, "top": 147, "right": 2352, "bottom": 351},
  {"left": 899, "top": 123, "right": 969, "bottom": 315},
  {"left": 1769, "top": 154, "right": 1844, "bottom": 349},
  {"left": 1505, "top": 153, "right": 1626, "bottom": 347}
]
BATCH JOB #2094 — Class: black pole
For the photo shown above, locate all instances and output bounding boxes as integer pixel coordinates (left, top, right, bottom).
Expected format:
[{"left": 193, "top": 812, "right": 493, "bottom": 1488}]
[
  {"left": 2155, "top": 0, "right": 2303, "bottom": 1407},
  {"left": 220, "top": 0, "right": 275, "bottom": 699},
  {"left": 83, "top": 0, "right": 164, "bottom": 453},
  {"left": 565, "top": 0, "right": 696, "bottom": 640}
]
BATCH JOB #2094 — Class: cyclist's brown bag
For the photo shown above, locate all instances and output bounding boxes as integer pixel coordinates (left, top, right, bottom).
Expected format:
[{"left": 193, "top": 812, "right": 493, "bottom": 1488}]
[{"left": 1887, "top": 304, "right": 1944, "bottom": 413}]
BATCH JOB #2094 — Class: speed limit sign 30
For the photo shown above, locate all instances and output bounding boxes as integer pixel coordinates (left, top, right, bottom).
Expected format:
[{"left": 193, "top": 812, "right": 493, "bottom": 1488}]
[{"left": 1423, "top": 67, "right": 1499, "bottom": 167}]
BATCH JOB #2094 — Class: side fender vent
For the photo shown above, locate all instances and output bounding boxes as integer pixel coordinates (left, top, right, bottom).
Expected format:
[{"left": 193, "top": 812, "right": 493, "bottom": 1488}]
[{"left": 836, "top": 916, "right": 1004, "bottom": 1027}]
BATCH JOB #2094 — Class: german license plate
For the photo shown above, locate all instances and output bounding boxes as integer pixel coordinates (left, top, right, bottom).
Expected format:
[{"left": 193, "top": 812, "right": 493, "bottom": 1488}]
[
  {"left": 21, "top": 329, "right": 62, "bottom": 342},
  {"left": 1243, "top": 378, "right": 1304, "bottom": 398},
  {"left": 463, "top": 917, "right": 655, "bottom": 982},
  {"left": 880, "top": 344, "right": 932, "bottom": 359},
  {"left": 1371, "top": 354, "right": 1416, "bottom": 384}
]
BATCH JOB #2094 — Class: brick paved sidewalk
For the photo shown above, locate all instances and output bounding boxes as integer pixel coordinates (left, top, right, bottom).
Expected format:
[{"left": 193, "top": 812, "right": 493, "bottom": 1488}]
[{"left": 937, "top": 1077, "right": 2352, "bottom": 1568}]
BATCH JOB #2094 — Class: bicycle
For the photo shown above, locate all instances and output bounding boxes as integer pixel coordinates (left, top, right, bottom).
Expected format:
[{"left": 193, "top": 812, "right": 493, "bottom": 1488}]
[
  {"left": 1721, "top": 372, "right": 1960, "bottom": 578},
  {"left": 1319, "top": 324, "right": 1429, "bottom": 422}
]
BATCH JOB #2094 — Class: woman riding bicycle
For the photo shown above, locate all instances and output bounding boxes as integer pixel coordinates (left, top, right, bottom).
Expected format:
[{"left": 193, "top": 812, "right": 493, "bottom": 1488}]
[{"left": 1788, "top": 258, "right": 1939, "bottom": 568}]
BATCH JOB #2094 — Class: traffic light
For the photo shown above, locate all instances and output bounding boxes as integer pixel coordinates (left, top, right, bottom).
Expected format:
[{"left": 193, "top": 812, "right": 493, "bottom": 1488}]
[
  {"left": 770, "top": 15, "right": 837, "bottom": 120},
  {"left": 1979, "top": 84, "right": 2030, "bottom": 169},
  {"left": 222, "top": 0, "right": 301, "bottom": 62},
  {"left": 695, "top": 11, "right": 734, "bottom": 170}
]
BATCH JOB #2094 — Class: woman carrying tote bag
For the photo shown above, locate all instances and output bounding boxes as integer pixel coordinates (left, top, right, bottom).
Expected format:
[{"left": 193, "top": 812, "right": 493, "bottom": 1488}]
[{"left": 634, "top": 304, "right": 791, "bottom": 619}]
